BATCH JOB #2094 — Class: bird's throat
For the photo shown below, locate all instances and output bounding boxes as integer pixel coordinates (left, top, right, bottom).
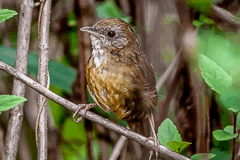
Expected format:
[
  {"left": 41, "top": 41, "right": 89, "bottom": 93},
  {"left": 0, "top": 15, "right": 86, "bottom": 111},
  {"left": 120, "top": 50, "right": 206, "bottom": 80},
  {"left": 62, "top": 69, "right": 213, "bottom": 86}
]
[
  {"left": 91, "top": 35, "right": 107, "bottom": 68},
  {"left": 92, "top": 48, "right": 107, "bottom": 68}
]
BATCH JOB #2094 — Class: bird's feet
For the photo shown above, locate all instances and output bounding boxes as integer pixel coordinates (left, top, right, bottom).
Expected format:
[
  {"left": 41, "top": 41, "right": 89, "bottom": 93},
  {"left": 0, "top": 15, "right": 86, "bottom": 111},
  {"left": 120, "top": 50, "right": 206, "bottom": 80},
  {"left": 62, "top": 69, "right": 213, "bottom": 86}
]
[
  {"left": 145, "top": 113, "right": 160, "bottom": 159},
  {"left": 72, "top": 103, "right": 96, "bottom": 122},
  {"left": 144, "top": 135, "right": 160, "bottom": 160}
]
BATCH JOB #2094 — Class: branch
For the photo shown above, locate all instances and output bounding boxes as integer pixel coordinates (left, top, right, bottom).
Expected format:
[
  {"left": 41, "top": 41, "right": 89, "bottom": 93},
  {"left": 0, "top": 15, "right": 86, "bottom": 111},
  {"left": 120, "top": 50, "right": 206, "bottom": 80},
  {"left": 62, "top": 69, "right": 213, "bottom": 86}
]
[
  {"left": 109, "top": 135, "right": 128, "bottom": 160},
  {"left": 3, "top": 0, "right": 34, "bottom": 159},
  {"left": 0, "top": 61, "right": 190, "bottom": 160},
  {"left": 211, "top": 4, "right": 240, "bottom": 29},
  {"left": 36, "top": 0, "right": 52, "bottom": 159},
  {"left": 156, "top": 50, "right": 181, "bottom": 92}
]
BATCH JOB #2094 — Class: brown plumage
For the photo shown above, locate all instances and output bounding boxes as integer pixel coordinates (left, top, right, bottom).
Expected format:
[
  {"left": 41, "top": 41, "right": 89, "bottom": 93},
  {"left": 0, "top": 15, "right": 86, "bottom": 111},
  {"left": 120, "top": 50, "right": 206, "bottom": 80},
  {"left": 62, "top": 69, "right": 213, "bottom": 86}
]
[
  {"left": 82, "top": 18, "right": 157, "bottom": 124},
  {"left": 80, "top": 18, "right": 159, "bottom": 158}
]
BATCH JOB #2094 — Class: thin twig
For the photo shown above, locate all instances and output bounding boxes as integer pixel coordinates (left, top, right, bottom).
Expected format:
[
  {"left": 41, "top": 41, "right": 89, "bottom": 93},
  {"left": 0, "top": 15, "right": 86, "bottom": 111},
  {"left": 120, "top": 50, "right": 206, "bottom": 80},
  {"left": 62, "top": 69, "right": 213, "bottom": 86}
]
[
  {"left": 3, "top": 0, "right": 34, "bottom": 159},
  {"left": 38, "top": 0, "right": 46, "bottom": 39},
  {"left": 109, "top": 135, "right": 128, "bottom": 160},
  {"left": 205, "top": 83, "right": 210, "bottom": 153},
  {"left": 0, "top": 60, "right": 191, "bottom": 160},
  {"left": 76, "top": 0, "right": 93, "bottom": 159},
  {"left": 156, "top": 50, "right": 181, "bottom": 92},
  {"left": 232, "top": 114, "right": 237, "bottom": 160}
]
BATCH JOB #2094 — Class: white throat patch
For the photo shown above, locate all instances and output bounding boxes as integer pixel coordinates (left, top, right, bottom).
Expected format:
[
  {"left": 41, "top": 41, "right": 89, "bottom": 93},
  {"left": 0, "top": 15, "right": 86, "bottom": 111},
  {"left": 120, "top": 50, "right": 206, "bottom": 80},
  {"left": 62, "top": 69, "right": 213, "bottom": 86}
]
[{"left": 90, "top": 35, "right": 107, "bottom": 68}]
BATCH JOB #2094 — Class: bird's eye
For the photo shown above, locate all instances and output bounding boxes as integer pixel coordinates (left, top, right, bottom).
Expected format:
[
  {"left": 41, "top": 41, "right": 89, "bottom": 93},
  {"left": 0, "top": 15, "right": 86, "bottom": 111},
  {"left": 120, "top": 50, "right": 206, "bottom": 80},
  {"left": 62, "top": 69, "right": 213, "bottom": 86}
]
[{"left": 107, "top": 31, "right": 116, "bottom": 38}]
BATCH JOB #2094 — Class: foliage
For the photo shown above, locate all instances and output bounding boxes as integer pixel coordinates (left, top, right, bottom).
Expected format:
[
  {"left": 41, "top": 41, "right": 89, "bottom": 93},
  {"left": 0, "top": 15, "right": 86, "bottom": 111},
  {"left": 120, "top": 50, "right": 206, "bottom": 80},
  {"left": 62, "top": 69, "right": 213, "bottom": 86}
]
[
  {"left": 186, "top": 0, "right": 212, "bottom": 13},
  {"left": 96, "top": 1, "right": 131, "bottom": 23},
  {"left": 211, "top": 149, "right": 231, "bottom": 160},
  {"left": 197, "top": 26, "right": 240, "bottom": 159},
  {"left": 0, "top": 95, "right": 27, "bottom": 114},
  {"left": 0, "top": 9, "right": 18, "bottom": 23},
  {"left": 190, "top": 153, "right": 216, "bottom": 160},
  {"left": 197, "top": 27, "right": 240, "bottom": 112},
  {"left": 193, "top": 14, "right": 214, "bottom": 27},
  {"left": 157, "top": 118, "right": 191, "bottom": 153},
  {"left": 213, "top": 126, "right": 238, "bottom": 141},
  {"left": 0, "top": 47, "right": 76, "bottom": 93},
  {"left": 1, "top": 0, "right": 240, "bottom": 159},
  {"left": 199, "top": 54, "right": 232, "bottom": 95}
]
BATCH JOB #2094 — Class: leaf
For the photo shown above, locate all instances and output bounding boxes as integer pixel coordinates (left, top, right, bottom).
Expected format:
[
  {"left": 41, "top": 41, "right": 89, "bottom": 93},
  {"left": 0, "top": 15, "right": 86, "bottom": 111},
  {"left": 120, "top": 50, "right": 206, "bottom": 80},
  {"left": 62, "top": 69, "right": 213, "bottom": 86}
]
[
  {"left": 60, "top": 143, "right": 87, "bottom": 160},
  {"left": 228, "top": 107, "right": 240, "bottom": 115},
  {"left": 223, "top": 125, "right": 234, "bottom": 135},
  {"left": 213, "top": 129, "right": 238, "bottom": 141},
  {"left": 219, "top": 91, "right": 240, "bottom": 112},
  {"left": 167, "top": 141, "right": 191, "bottom": 153},
  {"left": 157, "top": 118, "right": 181, "bottom": 149},
  {"left": 186, "top": 0, "right": 212, "bottom": 13},
  {"left": 49, "top": 85, "right": 67, "bottom": 127},
  {"left": 62, "top": 118, "right": 87, "bottom": 142},
  {"left": 191, "top": 153, "right": 216, "bottom": 160},
  {"left": 0, "top": 95, "right": 27, "bottom": 114},
  {"left": 211, "top": 149, "right": 231, "bottom": 160},
  {"left": 204, "top": 18, "right": 214, "bottom": 25},
  {"left": 193, "top": 20, "right": 203, "bottom": 27},
  {"left": 0, "top": 9, "right": 18, "bottom": 23},
  {"left": 0, "top": 47, "right": 76, "bottom": 93},
  {"left": 199, "top": 54, "right": 232, "bottom": 94},
  {"left": 96, "top": 1, "right": 131, "bottom": 24}
]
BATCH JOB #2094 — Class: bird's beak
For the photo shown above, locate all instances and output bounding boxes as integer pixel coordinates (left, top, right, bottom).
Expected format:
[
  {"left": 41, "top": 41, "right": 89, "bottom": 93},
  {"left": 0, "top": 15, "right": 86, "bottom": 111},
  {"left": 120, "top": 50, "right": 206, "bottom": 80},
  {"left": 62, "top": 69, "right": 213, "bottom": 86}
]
[{"left": 80, "top": 26, "right": 105, "bottom": 38}]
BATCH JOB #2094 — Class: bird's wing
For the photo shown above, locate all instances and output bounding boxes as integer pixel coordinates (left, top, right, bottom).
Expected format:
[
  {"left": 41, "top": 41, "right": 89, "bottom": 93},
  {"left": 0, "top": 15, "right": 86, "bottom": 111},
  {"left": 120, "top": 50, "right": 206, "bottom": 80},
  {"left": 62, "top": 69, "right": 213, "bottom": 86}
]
[{"left": 135, "top": 53, "right": 158, "bottom": 107}]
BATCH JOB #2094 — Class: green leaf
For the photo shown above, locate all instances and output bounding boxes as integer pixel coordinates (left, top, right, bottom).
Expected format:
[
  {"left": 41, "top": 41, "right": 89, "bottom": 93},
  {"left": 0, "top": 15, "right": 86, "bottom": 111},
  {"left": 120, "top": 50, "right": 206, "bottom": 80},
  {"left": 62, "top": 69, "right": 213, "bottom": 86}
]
[
  {"left": 228, "top": 107, "right": 240, "bottom": 115},
  {"left": 0, "top": 9, "right": 18, "bottom": 23},
  {"left": 204, "top": 18, "right": 214, "bottom": 24},
  {"left": 62, "top": 118, "right": 87, "bottom": 142},
  {"left": 0, "top": 95, "right": 27, "bottom": 114},
  {"left": 197, "top": 27, "right": 240, "bottom": 95},
  {"left": 213, "top": 129, "right": 238, "bottom": 141},
  {"left": 223, "top": 125, "right": 234, "bottom": 135},
  {"left": 60, "top": 143, "right": 87, "bottom": 160},
  {"left": 96, "top": 1, "right": 131, "bottom": 24},
  {"left": 211, "top": 149, "right": 231, "bottom": 160},
  {"left": 199, "top": 14, "right": 205, "bottom": 21},
  {"left": 157, "top": 118, "right": 181, "bottom": 149},
  {"left": 186, "top": 0, "right": 212, "bottom": 13},
  {"left": 219, "top": 91, "right": 240, "bottom": 112},
  {"left": 67, "top": 11, "right": 77, "bottom": 27},
  {"left": 193, "top": 20, "right": 203, "bottom": 27},
  {"left": 199, "top": 54, "right": 232, "bottom": 94},
  {"left": 49, "top": 85, "right": 67, "bottom": 127},
  {"left": 167, "top": 141, "right": 191, "bottom": 153},
  {"left": 191, "top": 153, "right": 216, "bottom": 160},
  {"left": 0, "top": 47, "right": 76, "bottom": 93}
]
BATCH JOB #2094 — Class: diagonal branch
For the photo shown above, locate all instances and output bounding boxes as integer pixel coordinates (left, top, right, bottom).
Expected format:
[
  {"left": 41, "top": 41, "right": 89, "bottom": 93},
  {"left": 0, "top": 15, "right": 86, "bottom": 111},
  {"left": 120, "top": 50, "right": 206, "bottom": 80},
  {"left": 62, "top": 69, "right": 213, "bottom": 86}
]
[
  {"left": 0, "top": 60, "right": 190, "bottom": 160},
  {"left": 211, "top": 4, "right": 240, "bottom": 29}
]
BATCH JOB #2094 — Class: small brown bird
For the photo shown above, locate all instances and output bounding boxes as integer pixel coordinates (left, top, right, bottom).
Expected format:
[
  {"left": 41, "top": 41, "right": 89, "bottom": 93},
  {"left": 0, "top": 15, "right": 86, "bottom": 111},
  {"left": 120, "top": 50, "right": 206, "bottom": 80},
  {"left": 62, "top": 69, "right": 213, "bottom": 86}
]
[{"left": 77, "top": 18, "right": 159, "bottom": 158}]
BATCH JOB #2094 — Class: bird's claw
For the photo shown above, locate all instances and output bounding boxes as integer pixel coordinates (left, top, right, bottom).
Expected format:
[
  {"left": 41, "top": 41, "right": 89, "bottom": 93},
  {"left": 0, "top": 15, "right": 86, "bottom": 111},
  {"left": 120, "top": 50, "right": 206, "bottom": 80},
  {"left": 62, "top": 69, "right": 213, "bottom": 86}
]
[
  {"left": 72, "top": 103, "right": 96, "bottom": 122},
  {"left": 144, "top": 136, "right": 160, "bottom": 159}
]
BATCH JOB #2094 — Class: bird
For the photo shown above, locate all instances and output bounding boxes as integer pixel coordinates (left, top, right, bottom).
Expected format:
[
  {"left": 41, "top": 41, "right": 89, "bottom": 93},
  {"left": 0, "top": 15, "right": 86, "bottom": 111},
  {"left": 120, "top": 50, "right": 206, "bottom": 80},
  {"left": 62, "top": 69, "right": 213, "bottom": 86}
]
[{"left": 74, "top": 18, "right": 159, "bottom": 158}]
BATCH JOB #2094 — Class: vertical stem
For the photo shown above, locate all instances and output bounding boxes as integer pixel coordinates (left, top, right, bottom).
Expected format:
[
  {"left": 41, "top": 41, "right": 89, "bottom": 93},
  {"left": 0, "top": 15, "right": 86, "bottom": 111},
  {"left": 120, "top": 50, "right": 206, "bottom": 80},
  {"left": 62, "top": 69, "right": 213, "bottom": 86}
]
[
  {"left": 232, "top": 114, "right": 237, "bottom": 160},
  {"left": 3, "top": 0, "right": 34, "bottom": 159},
  {"left": 37, "top": 0, "right": 52, "bottom": 159},
  {"left": 75, "top": 0, "right": 93, "bottom": 159},
  {"left": 205, "top": 84, "right": 210, "bottom": 153}
]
